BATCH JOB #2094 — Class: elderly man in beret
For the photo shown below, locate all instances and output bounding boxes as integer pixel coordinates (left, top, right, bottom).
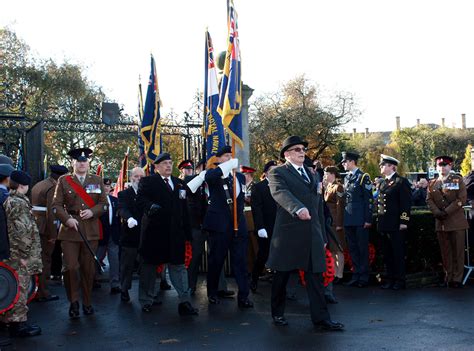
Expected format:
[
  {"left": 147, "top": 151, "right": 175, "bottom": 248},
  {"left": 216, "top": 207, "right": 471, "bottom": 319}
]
[{"left": 31, "top": 164, "right": 69, "bottom": 302}]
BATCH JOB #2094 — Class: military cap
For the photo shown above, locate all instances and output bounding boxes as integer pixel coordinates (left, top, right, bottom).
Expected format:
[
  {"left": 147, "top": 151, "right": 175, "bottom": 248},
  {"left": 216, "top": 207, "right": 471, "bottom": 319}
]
[
  {"left": 0, "top": 154, "right": 14, "bottom": 166},
  {"left": 435, "top": 155, "right": 453, "bottom": 166},
  {"left": 280, "top": 136, "right": 308, "bottom": 159},
  {"left": 324, "top": 166, "right": 340, "bottom": 175},
  {"left": 216, "top": 145, "right": 232, "bottom": 157},
  {"left": 10, "top": 170, "right": 31, "bottom": 186},
  {"left": 263, "top": 160, "right": 277, "bottom": 173},
  {"left": 154, "top": 153, "right": 171, "bottom": 164},
  {"left": 379, "top": 154, "right": 400, "bottom": 166},
  {"left": 50, "top": 165, "right": 69, "bottom": 175},
  {"left": 103, "top": 178, "right": 112, "bottom": 185},
  {"left": 0, "top": 164, "right": 15, "bottom": 177},
  {"left": 178, "top": 160, "right": 194, "bottom": 170},
  {"left": 341, "top": 151, "right": 360, "bottom": 162},
  {"left": 68, "top": 147, "right": 93, "bottom": 162},
  {"left": 240, "top": 166, "right": 256, "bottom": 173}
]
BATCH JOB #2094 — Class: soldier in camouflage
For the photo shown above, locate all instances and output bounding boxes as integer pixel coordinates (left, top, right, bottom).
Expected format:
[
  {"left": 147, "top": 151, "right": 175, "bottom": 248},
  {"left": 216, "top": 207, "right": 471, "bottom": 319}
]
[{"left": 1, "top": 170, "right": 42, "bottom": 337}]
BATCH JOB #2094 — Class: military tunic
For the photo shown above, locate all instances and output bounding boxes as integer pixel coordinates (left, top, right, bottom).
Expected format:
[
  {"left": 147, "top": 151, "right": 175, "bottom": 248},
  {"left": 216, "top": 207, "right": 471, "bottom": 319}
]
[
  {"left": 51, "top": 173, "right": 107, "bottom": 306},
  {"left": 2, "top": 190, "right": 42, "bottom": 323},
  {"left": 324, "top": 181, "right": 346, "bottom": 278},
  {"left": 427, "top": 174, "right": 468, "bottom": 283}
]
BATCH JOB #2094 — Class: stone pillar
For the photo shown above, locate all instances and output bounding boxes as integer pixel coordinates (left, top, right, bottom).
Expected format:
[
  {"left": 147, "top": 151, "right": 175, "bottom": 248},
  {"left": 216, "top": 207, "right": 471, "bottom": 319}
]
[
  {"left": 235, "top": 84, "right": 253, "bottom": 167},
  {"left": 352, "top": 128, "right": 357, "bottom": 139},
  {"left": 416, "top": 118, "right": 420, "bottom": 127},
  {"left": 441, "top": 117, "right": 445, "bottom": 127},
  {"left": 396, "top": 116, "right": 400, "bottom": 130},
  {"left": 462, "top": 113, "right": 466, "bottom": 129},
  {"left": 365, "top": 128, "right": 369, "bottom": 138}
]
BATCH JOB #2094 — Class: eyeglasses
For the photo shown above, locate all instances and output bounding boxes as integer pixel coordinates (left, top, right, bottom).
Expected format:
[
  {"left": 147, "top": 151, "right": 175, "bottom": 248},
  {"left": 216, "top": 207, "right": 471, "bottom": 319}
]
[{"left": 287, "top": 147, "right": 307, "bottom": 153}]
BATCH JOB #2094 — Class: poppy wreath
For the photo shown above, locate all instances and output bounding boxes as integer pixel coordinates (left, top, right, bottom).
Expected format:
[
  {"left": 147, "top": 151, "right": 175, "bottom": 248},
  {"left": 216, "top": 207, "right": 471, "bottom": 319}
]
[
  {"left": 298, "top": 248, "right": 335, "bottom": 287},
  {"left": 344, "top": 243, "right": 376, "bottom": 271}
]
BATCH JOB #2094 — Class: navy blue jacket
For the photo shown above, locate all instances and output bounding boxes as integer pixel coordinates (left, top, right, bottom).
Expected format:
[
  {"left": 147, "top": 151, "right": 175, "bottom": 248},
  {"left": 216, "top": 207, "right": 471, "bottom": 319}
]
[
  {"left": 343, "top": 168, "right": 373, "bottom": 226},
  {"left": 203, "top": 167, "right": 247, "bottom": 236},
  {"left": 99, "top": 195, "right": 120, "bottom": 245},
  {"left": 118, "top": 187, "right": 143, "bottom": 248}
]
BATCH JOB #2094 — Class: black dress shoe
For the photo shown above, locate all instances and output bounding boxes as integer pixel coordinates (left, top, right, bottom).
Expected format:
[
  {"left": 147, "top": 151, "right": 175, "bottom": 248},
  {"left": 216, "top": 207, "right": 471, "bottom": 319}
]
[
  {"left": 325, "top": 294, "right": 338, "bottom": 304},
  {"left": 392, "top": 282, "right": 406, "bottom": 291},
  {"left": 237, "top": 298, "right": 254, "bottom": 308},
  {"left": 250, "top": 281, "right": 258, "bottom": 292},
  {"left": 208, "top": 296, "right": 220, "bottom": 304},
  {"left": 9, "top": 322, "right": 41, "bottom": 337},
  {"left": 0, "top": 335, "right": 11, "bottom": 346},
  {"left": 343, "top": 279, "right": 358, "bottom": 287},
  {"left": 314, "top": 319, "right": 345, "bottom": 331},
  {"left": 69, "top": 301, "right": 80, "bottom": 319},
  {"left": 332, "top": 277, "right": 342, "bottom": 285},
  {"left": 381, "top": 281, "right": 393, "bottom": 289},
  {"left": 110, "top": 287, "right": 121, "bottom": 295},
  {"left": 178, "top": 301, "right": 199, "bottom": 316},
  {"left": 217, "top": 289, "right": 235, "bottom": 298},
  {"left": 272, "top": 316, "right": 288, "bottom": 326},
  {"left": 357, "top": 281, "right": 368, "bottom": 288},
  {"left": 121, "top": 290, "right": 130, "bottom": 302},
  {"left": 36, "top": 294, "right": 60, "bottom": 302},
  {"left": 142, "top": 304, "right": 152, "bottom": 312},
  {"left": 160, "top": 281, "right": 172, "bottom": 290},
  {"left": 82, "top": 305, "right": 95, "bottom": 315},
  {"left": 450, "top": 281, "right": 463, "bottom": 289}
]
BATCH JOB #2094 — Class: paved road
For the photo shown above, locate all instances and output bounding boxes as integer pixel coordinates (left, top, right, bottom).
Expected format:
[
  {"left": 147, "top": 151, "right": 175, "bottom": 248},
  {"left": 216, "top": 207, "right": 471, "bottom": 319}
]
[{"left": 3, "top": 275, "right": 474, "bottom": 351}]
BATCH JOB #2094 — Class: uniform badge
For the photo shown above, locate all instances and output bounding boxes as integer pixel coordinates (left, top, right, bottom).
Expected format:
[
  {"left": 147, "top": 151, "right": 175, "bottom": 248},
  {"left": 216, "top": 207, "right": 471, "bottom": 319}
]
[{"left": 179, "top": 189, "right": 187, "bottom": 199}]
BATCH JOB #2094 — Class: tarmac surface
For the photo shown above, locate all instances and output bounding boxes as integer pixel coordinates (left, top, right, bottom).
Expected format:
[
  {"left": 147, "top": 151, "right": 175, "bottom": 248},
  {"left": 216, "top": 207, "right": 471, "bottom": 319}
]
[{"left": 2, "top": 273, "right": 474, "bottom": 351}]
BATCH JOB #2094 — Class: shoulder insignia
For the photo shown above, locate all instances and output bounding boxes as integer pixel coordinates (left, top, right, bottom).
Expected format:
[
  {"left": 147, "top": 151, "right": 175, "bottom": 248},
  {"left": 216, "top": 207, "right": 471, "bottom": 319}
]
[{"left": 400, "top": 212, "right": 410, "bottom": 221}]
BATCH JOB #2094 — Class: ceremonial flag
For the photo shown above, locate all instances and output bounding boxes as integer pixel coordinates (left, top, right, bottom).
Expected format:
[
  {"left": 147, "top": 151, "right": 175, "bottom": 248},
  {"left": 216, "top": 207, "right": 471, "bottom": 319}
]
[
  {"left": 112, "top": 148, "right": 129, "bottom": 197},
  {"left": 140, "top": 55, "right": 162, "bottom": 164},
  {"left": 138, "top": 79, "right": 147, "bottom": 168},
  {"left": 218, "top": 0, "right": 243, "bottom": 148},
  {"left": 204, "top": 30, "right": 226, "bottom": 162}
]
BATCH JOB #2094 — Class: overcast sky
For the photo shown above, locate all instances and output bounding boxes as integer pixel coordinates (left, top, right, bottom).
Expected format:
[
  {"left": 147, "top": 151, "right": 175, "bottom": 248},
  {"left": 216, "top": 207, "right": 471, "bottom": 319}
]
[{"left": 2, "top": 0, "right": 474, "bottom": 132}]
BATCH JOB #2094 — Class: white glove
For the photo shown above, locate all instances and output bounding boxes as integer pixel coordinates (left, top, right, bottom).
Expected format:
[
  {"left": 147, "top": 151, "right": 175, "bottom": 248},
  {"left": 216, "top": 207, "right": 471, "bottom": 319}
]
[
  {"left": 187, "top": 171, "right": 207, "bottom": 193},
  {"left": 257, "top": 229, "right": 268, "bottom": 238},
  {"left": 218, "top": 158, "right": 239, "bottom": 178},
  {"left": 127, "top": 217, "right": 138, "bottom": 228}
]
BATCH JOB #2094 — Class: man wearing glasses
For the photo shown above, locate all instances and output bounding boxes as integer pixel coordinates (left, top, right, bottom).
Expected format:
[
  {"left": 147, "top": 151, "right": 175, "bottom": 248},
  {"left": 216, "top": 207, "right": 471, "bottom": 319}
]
[
  {"left": 341, "top": 151, "right": 373, "bottom": 288},
  {"left": 267, "top": 136, "right": 344, "bottom": 331}
]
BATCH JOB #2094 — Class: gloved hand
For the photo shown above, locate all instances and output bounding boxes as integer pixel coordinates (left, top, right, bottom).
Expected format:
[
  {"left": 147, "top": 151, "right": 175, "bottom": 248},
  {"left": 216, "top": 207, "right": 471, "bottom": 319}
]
[
  {"left": 218, "top": 158, "right": 239, "bottom": 178},
  {"left": 127, "top": 217, "right": 138, "bottom": 228},
  {"left": 257, "top": 229, "right": 268, "bottom": 238},
  {"left": 187, "top": 170, "right": 207, "bottom": 193},
  {"left": 148, "top": 203, "right": 161, "bottom": 217}
]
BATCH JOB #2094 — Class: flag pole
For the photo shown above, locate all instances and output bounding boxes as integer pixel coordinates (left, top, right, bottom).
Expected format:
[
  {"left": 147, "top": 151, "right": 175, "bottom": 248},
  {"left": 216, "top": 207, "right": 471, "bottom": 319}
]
[{"left": 232, "top": 139, "right": 238, "bottom": 232}]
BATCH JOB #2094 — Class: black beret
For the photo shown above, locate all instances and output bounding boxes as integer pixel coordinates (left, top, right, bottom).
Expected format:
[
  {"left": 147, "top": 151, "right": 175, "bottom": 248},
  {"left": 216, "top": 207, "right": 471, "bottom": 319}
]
[
  {"left": 10, "top": 170, "right": 31, "bottom": 186},
  {"left": 263, "top": 160, "right": 277, "bottom": 173},
  {"left": 154, "top": 153, "right": 172, "bottom": 164},
  {"left": 103, "top": 178, "right": 112, "bottom": 185},
  {"left": 216, "top": 145, "right": 232, "bottom": 157},
  {"left": 68, "top": 148, "right": 93, "bottom": 162},
  {"left": 50, "top": 165, "right": 69, "bottom": 175}
]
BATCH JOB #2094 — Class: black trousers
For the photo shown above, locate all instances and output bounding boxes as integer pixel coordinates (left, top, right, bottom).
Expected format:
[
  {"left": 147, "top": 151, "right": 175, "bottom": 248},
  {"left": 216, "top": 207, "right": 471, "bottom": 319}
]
[
  {"left": 271, "top": 270, "right": 330, "bottom": 323},
  {"left": 380, "top": 230, "right": 406, "bottom": 283},
  {"left": 251, "top": 236, "right": 270, "bottom": 283}
]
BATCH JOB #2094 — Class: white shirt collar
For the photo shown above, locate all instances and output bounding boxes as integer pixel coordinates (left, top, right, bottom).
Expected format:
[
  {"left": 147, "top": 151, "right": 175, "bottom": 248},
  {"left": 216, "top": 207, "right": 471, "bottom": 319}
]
[
  {"left": 161, "top": 175, "right": 174, "bottom": 190},
  {"left": 350, "top": 167, "right": 359, "bottom": 175},
  {"left": 385, "top": 172, "right": 396, "bottom": 180}
]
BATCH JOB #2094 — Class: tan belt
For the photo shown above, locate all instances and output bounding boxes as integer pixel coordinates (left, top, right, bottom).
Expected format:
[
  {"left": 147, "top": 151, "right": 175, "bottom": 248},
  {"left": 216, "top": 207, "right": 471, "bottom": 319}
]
[{"left": 32, "top": 206, "right": 47, "bottom": 212}]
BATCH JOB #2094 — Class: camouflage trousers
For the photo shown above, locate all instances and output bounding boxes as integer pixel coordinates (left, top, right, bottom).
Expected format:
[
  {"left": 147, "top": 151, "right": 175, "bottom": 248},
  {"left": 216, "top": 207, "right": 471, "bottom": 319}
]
[{"left": 1, "top": 270, "right": 30, "bottom": 323}]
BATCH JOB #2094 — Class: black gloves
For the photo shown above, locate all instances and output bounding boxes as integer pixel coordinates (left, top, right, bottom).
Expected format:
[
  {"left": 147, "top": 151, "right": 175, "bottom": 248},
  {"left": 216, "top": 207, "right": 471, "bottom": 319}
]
[{"left": 148, "top": 203, "right": 161, "bottom": 217}]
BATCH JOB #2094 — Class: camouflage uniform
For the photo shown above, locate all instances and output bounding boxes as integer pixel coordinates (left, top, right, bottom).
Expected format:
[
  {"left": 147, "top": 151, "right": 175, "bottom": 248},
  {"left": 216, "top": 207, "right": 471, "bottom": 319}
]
[{"left": 1, "top": 190, "right": 42, "bottom": 323}]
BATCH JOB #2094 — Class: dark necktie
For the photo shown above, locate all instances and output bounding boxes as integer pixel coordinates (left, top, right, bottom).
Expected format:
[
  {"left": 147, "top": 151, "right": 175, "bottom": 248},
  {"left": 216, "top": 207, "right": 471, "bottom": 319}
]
[
  {"left": 298, "top": 167, "right": 310, "bottom": 183},
  {"left": 164, "top": 177, "right": 172, "bottom": 192}
]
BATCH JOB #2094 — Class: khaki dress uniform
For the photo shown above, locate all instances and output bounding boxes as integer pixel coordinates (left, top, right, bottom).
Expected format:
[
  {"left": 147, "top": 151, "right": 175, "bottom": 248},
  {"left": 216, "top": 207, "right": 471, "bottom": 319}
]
[
  {"left": 52, "top": 174, "right": 107, "bottom": 307},
  {"left": 324, "top": 181, "right": 346, "bottom": 278},
  {"left": 31, "top": 177, "right": 58, "bottom": 298},
  {"left": 427, "top": 174, "right": 468, "bottom": 284}
]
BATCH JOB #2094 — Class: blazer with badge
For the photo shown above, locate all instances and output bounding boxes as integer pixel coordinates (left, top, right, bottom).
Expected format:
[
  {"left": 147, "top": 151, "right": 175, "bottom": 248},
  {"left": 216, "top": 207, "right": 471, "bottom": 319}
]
[
  {"left": 203, "top": 168, "right": 247, "bottom": 235},
  {"left": 137, "top": 174, "right": 191, "bottom": 265},
  {"left": 251, "top": 178, "right": 277, "bottom": 236},
  {"left": 52, "top": 174, "right": 108, "bottom": 241},
  {"left": 99, "top": 195, "right": 120, "bottom": 245},
  {"left": 343, "top": 168, "right": 373, "bottom": 226},
  {"left": 376, "top": 173, "right": 412, "bottom": 232},
  {"left": 266, "top": 162, "right": 327, "bottom": 273},
  {"left": 427, "top": 174, "right": 469, "bottom": 232},
  {"left": 117, "top": 187, "right": 143, "bottom": 248}
]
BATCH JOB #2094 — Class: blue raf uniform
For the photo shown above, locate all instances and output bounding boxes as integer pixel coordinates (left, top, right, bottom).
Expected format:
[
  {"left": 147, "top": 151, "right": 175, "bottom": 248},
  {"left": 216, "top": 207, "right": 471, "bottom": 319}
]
[
  {"left": 202, "top": 146, "right": 252, "bottom": 307},
  {"left": 342, "top": 152, "right": 373, "bottom": 286}
]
